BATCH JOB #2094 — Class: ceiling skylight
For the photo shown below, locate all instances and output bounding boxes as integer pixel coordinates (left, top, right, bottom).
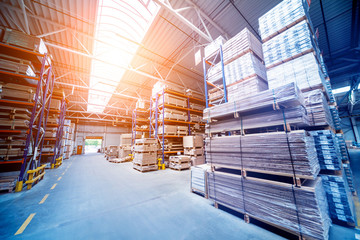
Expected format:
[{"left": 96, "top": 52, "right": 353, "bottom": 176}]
[{"left": 88, "top": 0, "right": 159, "bottom": 112}]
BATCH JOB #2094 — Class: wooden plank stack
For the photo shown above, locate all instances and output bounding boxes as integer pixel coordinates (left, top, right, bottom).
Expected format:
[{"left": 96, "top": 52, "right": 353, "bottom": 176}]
[
  {"left": 206, "top": 131, "right": 319, "bottom": 179},
  {"left": 133, "top": 138, "right": 158, "bottom": 172},
  {"left": 183, "top": 135, "right": 205, "bottom": 166},
  {"left": 207, "top": 171, "right": 331, "bottom": 239}
]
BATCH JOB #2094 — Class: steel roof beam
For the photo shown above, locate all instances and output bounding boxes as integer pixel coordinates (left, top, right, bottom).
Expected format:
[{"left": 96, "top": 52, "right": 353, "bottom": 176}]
[{"left": 153, "top": 0, "right": 213, "bottom": 42}]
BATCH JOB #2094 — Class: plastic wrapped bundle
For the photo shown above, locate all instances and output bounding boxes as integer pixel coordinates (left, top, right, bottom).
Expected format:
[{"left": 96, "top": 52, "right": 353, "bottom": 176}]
[
  {"left": 206, "top": 105, "right": 309, "bottom": 133},
  {"left": 207, "top": 171, "right": 331, "bottom": 240},
  {"left": 204, "top": 36, "right": 226, "bottom": 59},
  {"left": 223, "top": 28, "right": 263, "bottom": 63},
  {"left": 224, "top": 52, "right": 267, "bottom": 85},
  {"left": 258, "top": 0, "right": 310, "bottom": 41},
  {"left": 227, "top": 76, "right": 268, "bottom": 102},
  {"left": 329, "top": 106, "right": 341, "bottom": 130},
  {"left": 204, "top": 82, "right": 304, "bottom": 120},
  {"left": 263, "top": 20, "right": 319, "bottom": 68},
  {"left": 205, "top": 130, "right": 319, "bottom": 178},
  {"left": 335, "top": 134, "right": 349, "bottom": 162},
  {"left": 309, "top": 130, "right": 342, "bottom": 171},
  {"left": 191, "top": 164, "right": 210, "bottom": 194},
  {"left": 303, "top": 90, "right": 333, "bottom": 127},
  {"left": 321, "top": 174, "right": 355, "bottom": 226},
  {"left": 207, "top": 52, "right": 266, "bottom": 85},
  {"left": 267, "top": 52, "right": 325, "bottom": 91}
]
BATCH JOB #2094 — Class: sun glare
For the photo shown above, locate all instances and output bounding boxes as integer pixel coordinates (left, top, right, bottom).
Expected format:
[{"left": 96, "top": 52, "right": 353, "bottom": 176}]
[{"left": 87, "top": 0, "right": 159, "bottom": 112}]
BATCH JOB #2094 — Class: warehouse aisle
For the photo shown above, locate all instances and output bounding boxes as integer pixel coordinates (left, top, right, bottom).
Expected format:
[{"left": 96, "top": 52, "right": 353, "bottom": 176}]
[
  {"left": 0, "top": 154, "right": 282, "bottom": 240},
  {"left": 0, "top": 153, "right": 359, "bottom": 240}
]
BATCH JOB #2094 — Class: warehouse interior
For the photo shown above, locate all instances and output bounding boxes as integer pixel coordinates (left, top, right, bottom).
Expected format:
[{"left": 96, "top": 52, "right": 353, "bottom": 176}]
[{"left": 0, "top": 0, "right": 360, "bottom": 239}]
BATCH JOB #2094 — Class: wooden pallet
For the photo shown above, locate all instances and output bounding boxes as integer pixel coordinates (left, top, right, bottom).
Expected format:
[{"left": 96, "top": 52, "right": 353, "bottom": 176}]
[
  {"left": 133, "top": 163, "right": 158, "bottom": 172},
  {"left": 169, "top": 166, "right": 190, "bottom": 171},
  {"left": 213, "top": 200, "right": 309, "bottom": 240}
]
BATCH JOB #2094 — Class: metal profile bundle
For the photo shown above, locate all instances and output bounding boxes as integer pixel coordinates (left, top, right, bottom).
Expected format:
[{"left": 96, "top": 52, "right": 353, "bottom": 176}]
[
  {"left": 321, "top": 174, "right": 355, "bottom": 227},
  {"left": 0, "top": 28, "right": 54, "bottom": 192},
  {"left": 133, "top": 138, "right": 158, "bottom": 172},
  {"left": 207, "top": 171, "right": 331, "bottom": 239},
  {"left": 206, "top": 131, "right": 319, "bottom": 178},
  {"left": 309, "top": 130, "right": 342, "bottom": 171},
  {"left": 190, "top": 164, "right": 210, "bottom": 197},
  {"left": 150, "top": 82, "right": 205, "bottom": 166}
]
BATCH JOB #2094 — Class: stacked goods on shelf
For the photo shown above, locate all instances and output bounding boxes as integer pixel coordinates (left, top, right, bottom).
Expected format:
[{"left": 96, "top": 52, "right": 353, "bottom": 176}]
[
  {"left": 0, "top": 28, "right": 53, "bottom": 191},
  {"left": 169, "top": 155, "right": 191, "bottom": 171},
  {"left": 258, "top": 0, "right": 356, "bottom": 228},
  {"left": 204, "top": 28, "right": 267, "bottom": 104},
  {"left": 321, "top": 174, "right": 355, "bottom": 227},
  {"left": 207, "top": 171, "right": 330, "bottom": 239},
  {"left": 132, "top": 99, "right": 150, "bottom": 143},
  {"left": 309, "top": 130, "right": 341, "bottom": 171},
  {"left": 190, "top": 164, "right": 210, "bottom": 197},
  {"left": 206, "top": 131, "right": 319, "bottom": 178},
  {"left": 151, "top": 81, "right": 205, "bottom": 167},
  {"left": 133, "top": 138, "right": 158, "bottom": 172},
  {"left": 183, "top": 135, "right": 205, "bottom": 166},
  {"left": 204, "top": 83, "right": 309, "bottom": 134},
  {"left": 106, "top": 134, "right": 133, "bottom": 163}
]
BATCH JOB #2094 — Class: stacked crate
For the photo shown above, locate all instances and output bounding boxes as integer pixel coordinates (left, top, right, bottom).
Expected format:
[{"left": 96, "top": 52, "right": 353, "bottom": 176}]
[
  {"left": 183, "top": 135, "right": 205, "bottom": 166},
  {"left": 169, "top": 155, "right": 191, "bottom": 171},
  {"left": 259, "top": 0, "right": 356, "bottom": 227},
  {"left": 204, "top": 27, "right": 267, "bottom": 104},
  {"left": 151, "top": 81, "right": 205, "bottom": 167},
  {"left": 133, "top": 138, "right": 158, "bottom": 172},
  {"left": 120, "top": 134, "right": 132, "bottom": 159}
]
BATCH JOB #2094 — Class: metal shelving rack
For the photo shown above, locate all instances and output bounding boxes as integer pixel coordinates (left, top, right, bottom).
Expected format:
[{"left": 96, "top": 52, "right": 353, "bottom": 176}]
[
  {"left": 131, "top": 108, "right": 149, "bottom": 146},
  {"left": 150, "top": 88, "right": 205, "bottom": 166},
  {"left": 203, "top": 45, "right": 227, "bottom": 108},
  {"left": 0, "top": 42, "right": 53, "bottom": 192},
  {"left": 50, "top": 97, "right": 67, "bottom": 168}
]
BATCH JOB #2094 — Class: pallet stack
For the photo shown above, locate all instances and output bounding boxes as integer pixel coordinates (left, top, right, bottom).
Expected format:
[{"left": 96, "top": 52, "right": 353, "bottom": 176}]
[
  {"left": 259, "top": 0, "right": 356, "bottom": 228},
  {"left": 133, "top": 138, "right": 158, "bottom": 172},
  {"left": 183, "top": 135, "right": 205, "bottom": 166},
  {"left": 151, "top": 81, "right": 205, "bottom": 167},
  {"left": 169, "top": 155, "right": 191, "bottom": 171}
]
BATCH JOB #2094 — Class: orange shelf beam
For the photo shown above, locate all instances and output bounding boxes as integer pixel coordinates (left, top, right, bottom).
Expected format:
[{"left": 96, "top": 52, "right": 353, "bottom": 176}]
[
  {"left": 0, "top": 42, "right": 44, "bottom": 57},
  {"left": 0, "top": 70, "right": 40, "bottom": 80}
]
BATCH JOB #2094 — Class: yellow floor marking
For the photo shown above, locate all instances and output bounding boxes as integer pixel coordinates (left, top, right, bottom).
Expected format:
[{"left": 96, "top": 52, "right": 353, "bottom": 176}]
[
  {"left": 62, "top": 172, "right": 65, "bottom": 175},
  {"left": 50, "top": 183, "right": 57, "bottom": 190},
  {"left": 39, "top": 194, "right": 49, "bottom": 204},
  {"left": 14, "top": 213, "right": 36, "bottom": 235},
  {"left": 57, "top": 177, "right": 62, "bottom": 181}
]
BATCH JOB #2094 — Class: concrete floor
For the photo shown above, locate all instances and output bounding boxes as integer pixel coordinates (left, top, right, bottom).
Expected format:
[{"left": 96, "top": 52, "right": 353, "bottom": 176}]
[{"left": 0, "top": 152, "right": 359, "bottom": 240}]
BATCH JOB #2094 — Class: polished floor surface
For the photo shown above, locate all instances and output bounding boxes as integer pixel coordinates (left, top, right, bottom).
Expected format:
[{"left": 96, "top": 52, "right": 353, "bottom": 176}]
[{"left": 1, "top": 152, "right": 359, "bottom": 240}]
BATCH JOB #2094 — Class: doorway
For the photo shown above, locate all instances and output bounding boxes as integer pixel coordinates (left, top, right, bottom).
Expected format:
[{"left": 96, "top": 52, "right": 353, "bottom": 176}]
[{"left": 84, "top": 137, "right": 103, "bottom": 154}]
